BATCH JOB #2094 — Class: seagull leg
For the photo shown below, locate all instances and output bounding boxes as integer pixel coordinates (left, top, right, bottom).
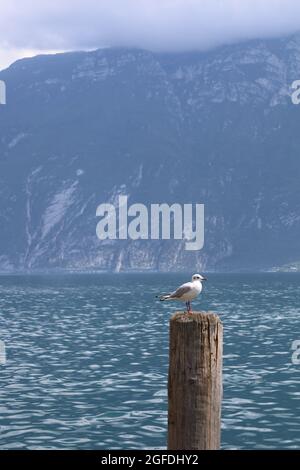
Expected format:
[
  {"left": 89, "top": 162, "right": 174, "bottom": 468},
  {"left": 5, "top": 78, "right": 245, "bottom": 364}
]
[
  {"left": 187, "top": 301, "right": 192, "bottom": 315},
  {"left": 185, "top": 301, "right": 189, "bottom": 314}
]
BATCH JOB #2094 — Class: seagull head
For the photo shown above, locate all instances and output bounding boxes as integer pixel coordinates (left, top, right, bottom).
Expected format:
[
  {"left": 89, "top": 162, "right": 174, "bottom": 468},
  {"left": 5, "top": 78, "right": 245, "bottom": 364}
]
[{"left": 192, "top": 273, "right": 207, "bottom": 282}]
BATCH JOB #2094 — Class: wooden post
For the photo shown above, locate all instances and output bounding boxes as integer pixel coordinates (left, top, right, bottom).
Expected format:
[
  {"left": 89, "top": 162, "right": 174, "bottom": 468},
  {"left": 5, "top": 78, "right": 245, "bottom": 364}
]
[{"left": 168, "top": 312, "right": 223, "bottom": 450}]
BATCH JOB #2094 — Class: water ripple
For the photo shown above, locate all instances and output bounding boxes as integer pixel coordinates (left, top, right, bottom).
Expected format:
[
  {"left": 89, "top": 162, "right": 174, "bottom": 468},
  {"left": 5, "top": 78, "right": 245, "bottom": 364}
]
[{"left": 0, "top": 273, "right": 299, "bottom": 449}]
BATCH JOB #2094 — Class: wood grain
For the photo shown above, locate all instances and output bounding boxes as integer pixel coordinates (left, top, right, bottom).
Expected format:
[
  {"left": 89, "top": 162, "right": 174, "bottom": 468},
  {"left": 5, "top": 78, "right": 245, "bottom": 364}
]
[{"left": 168, "top": 312, "right": 223, "bottom": 450}]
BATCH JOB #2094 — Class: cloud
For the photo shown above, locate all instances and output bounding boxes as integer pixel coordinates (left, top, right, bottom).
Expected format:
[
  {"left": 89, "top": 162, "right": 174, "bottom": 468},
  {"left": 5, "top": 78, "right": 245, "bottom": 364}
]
[
  {"left": 0, "top": 47, "right": 64, "bottom": 71},
  {"left": 1, "top": 0, "right": 300, "bottom": 69}
]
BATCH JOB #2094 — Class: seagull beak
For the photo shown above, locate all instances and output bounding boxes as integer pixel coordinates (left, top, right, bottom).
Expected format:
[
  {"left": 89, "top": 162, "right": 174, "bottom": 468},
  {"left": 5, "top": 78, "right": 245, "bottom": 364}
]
[{"left": 202, "top": 277, "right": 207, "bottom": 281}]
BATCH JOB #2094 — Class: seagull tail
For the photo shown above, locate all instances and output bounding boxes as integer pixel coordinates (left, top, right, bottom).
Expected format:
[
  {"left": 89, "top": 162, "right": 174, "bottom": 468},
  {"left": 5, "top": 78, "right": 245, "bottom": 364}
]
[{"left": 156, "top": 294, "right": 171, "bottom": 301}]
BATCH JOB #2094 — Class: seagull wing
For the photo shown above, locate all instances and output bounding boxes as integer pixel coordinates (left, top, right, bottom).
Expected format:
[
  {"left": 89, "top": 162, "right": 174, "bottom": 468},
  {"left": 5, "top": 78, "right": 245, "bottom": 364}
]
[{"left": 169, "top": 283, "right": 192, "bottom": 299}]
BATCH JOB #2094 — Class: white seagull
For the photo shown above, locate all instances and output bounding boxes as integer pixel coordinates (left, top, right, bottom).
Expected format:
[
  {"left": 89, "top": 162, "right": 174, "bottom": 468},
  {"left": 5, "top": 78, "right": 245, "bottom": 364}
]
[{"left": 157, "top": 273, "right": 207, "bottom": 313}]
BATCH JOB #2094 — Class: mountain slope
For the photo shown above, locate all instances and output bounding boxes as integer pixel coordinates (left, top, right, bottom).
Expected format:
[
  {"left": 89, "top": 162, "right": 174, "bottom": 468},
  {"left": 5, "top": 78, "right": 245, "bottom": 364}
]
[{"left": 1, "top": 36, "right": 300, "bottom": 272}]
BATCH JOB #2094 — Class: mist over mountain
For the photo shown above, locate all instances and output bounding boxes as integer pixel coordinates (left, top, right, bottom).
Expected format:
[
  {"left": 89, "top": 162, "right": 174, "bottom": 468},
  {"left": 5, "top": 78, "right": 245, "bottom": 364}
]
[{"left": 1, "top": 34, "right": 300, "bottom": 272}]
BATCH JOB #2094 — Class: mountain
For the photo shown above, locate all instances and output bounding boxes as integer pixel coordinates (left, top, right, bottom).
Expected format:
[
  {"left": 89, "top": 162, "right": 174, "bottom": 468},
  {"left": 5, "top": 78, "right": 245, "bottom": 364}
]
[{"left": 1, "top": 35, "right": 300, "bottom": 272}]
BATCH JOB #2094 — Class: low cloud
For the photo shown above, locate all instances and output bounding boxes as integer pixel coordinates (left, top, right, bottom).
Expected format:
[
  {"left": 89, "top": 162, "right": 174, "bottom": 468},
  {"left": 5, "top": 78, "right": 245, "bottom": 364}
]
[{"left": 1, "top": 0, "right": 300, "bottom": 69}]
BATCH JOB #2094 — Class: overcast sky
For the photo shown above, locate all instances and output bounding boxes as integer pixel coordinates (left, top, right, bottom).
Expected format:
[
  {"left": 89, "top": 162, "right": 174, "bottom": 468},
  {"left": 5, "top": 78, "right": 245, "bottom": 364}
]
[{"left": 1, "top": 0, "right": 300, "bottom": 70}]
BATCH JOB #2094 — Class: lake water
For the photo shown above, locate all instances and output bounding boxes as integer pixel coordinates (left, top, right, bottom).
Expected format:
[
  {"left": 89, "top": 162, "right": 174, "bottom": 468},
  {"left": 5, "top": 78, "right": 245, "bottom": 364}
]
[{"left": 0, "top": 273, "right": 299, "bottom": 450}]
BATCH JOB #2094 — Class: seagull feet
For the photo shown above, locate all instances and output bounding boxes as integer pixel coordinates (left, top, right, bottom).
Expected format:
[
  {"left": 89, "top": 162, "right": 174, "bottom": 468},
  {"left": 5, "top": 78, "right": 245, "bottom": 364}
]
[
  {"left": 184, "top": 311, "right": 193, "bottom": 317},
  {"left": 185, "top": 302, "right": 193, "bottom": 316}
]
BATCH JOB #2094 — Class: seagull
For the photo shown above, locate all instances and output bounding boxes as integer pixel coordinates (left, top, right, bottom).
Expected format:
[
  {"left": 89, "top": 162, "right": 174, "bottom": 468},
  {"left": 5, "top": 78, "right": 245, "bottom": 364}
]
[{"left": 157, "top": 274, "right": 207, "bottom": 313}]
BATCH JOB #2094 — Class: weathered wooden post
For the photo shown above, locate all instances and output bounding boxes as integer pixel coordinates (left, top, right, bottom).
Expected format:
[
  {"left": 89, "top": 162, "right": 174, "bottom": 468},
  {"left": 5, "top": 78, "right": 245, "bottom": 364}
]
[{"left": 168, "top": 312, "right": 223, "bottom": 450}]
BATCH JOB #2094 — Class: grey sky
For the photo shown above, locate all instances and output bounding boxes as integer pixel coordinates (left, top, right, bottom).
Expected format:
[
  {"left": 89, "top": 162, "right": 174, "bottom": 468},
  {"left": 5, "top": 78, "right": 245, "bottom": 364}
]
[{"left": 1, "top": 0, "right": 300, "bottom": 70}]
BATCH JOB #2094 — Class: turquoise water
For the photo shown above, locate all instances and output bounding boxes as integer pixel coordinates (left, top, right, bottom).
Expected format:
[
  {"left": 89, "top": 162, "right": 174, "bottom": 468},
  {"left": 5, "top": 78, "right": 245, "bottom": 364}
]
[{"left": 0, "top": 273, "right": 299, "bottom": 449}]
